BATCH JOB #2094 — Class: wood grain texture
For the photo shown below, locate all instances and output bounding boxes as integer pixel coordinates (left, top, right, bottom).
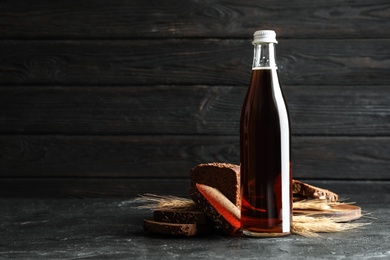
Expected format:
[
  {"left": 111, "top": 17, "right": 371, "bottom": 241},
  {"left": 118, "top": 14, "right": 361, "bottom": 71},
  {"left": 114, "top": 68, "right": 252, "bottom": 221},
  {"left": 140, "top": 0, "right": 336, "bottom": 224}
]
[
  {"left": 0, "top": 85, "right": 389, "bottom": 136},
  {"left": 0, "top": 0, "right": 388, "bottom": 39},
  {"left": 285, "top": 85, "right": 390, "bottom": 136},
  {"left": 0, "top": 178, "right": 388, "bottom": 198},
  {"left": 0, "top": 39, "right": 388, "bottom": 86},
  {"left": 0, "top": 178, "right": 193, "bottom": 198},
  {"left": 0, "top": 0, "right": 389, "bottom": 194},
  {"left": 0, "top": 135, "right": 389, "bottom": 179},
  {"left": 0, "top": 135, "right": 239, "bottom": 178}
]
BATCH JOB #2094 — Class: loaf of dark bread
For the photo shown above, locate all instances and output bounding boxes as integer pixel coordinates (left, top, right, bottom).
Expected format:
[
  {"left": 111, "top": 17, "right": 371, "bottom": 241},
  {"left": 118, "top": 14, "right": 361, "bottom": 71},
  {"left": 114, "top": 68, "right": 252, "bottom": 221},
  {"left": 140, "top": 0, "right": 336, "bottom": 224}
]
[{"left": 190, "top": 163, "right": 240, "bottom": 208}]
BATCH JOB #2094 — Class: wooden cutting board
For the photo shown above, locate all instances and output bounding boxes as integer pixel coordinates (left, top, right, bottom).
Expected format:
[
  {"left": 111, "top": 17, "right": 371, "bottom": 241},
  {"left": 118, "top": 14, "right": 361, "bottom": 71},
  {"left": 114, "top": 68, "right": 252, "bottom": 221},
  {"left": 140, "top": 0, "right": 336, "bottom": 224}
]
[{"left": 293, "top": 204, "right": 361, "bottom": 222}]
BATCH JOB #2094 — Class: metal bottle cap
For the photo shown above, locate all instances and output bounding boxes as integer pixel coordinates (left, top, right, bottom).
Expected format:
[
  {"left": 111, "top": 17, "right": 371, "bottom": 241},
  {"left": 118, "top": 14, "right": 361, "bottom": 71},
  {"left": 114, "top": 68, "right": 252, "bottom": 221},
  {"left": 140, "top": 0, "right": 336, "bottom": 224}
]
[{"left": 252, "top": 30, "right": 278, "bottom": 44}]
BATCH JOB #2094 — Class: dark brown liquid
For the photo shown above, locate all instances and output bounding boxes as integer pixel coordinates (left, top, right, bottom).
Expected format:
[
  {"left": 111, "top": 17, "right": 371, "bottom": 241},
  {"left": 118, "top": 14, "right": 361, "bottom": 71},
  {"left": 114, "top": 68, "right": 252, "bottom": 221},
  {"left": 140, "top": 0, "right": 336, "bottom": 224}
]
[{"left": 240, "top": 69, "right": 290, "bottom": 236}]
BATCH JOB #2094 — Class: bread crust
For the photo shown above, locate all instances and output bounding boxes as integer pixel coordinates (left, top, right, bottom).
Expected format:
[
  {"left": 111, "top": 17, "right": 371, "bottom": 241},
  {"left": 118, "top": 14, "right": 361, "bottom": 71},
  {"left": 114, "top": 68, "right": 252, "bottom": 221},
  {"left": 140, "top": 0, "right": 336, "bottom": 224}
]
[
  {"left": 292, "top": 180, "right": 339, "bottom": 202},
  {"left": 190, "top": 163, "right": 240, "bottom": 208}
]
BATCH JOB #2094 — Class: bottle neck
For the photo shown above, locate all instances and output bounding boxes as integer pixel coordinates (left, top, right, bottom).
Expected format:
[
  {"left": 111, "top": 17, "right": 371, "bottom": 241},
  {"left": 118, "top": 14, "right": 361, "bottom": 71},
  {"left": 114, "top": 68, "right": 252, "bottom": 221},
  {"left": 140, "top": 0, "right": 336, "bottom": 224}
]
[{"left": 252, "top": 43, "right": 277, "bottom": 69}]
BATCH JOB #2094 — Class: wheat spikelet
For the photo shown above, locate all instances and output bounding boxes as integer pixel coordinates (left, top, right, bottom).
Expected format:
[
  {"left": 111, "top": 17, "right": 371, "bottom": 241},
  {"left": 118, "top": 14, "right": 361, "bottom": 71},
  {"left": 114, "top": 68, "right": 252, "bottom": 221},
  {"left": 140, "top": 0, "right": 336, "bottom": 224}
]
[
  {"left": 292, "top": 215, "right": 370, "bottom": 237},
  {"left": 134, "top": 194, "right": 196, "bottom": 211},
  {"left": 293, "top": 199, "right": 332, "bottom": 210}
]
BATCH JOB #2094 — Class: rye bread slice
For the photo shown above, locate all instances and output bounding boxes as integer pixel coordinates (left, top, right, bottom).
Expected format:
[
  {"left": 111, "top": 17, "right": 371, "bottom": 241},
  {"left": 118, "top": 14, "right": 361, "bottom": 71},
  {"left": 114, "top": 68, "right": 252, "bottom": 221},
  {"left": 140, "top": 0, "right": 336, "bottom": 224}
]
[
  {"left": 190, "top": 163, "right": 240, "bottom": 208},
  {"left": 189, "top": 183, "right": 241, "bottom": 235},
  {"left": 143, "top": 219, "right": 210, "bottom": 237},
  {"left": 292, "top": 180, "right": 339, "bottom": 202},
  {"left": 153, "top": 209, "right": 210, "bottom": 225}
]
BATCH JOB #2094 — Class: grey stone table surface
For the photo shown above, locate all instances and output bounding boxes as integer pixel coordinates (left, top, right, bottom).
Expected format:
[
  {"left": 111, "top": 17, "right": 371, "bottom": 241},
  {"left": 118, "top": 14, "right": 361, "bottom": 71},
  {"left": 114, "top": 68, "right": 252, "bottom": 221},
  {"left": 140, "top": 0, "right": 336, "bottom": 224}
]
[{"left": 0, "top": 180, "right": 389, "bottom": 259}]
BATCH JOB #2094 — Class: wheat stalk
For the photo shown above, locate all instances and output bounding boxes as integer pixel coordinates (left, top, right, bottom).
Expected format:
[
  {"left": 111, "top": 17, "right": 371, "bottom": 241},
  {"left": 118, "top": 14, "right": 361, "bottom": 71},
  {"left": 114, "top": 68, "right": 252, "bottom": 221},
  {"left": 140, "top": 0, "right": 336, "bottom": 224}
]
[
  {"left": 292, "top": 215, "right": 370, "bottom": 237},
  {"left": 134, "top": 193, "right": 196, "bottom": 210}
]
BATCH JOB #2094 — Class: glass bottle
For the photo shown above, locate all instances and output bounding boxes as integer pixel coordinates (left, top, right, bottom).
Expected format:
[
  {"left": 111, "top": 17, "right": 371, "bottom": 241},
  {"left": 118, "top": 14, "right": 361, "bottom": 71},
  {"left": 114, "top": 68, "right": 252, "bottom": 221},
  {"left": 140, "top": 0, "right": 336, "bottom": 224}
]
[{"left": 240, "top": 30, "right": 291, "bottom": 237}]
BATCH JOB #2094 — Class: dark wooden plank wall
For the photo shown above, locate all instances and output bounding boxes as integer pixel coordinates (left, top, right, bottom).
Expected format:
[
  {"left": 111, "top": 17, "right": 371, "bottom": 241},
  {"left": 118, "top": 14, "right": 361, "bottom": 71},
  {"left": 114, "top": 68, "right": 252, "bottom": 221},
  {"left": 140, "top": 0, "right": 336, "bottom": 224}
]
[{"left": 0, "top": 0, "right": 389, "bottom": 197}]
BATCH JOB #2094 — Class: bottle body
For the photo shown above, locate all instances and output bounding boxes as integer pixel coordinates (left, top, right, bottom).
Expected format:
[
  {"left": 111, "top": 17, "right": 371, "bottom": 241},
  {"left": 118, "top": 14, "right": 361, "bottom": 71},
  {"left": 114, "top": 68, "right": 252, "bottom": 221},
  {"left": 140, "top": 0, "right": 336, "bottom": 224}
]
[{"left": 240, "top": 32, "right": 291, "bottom": 237}]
